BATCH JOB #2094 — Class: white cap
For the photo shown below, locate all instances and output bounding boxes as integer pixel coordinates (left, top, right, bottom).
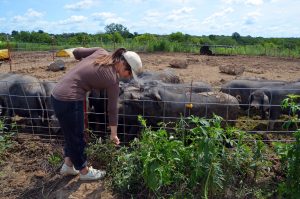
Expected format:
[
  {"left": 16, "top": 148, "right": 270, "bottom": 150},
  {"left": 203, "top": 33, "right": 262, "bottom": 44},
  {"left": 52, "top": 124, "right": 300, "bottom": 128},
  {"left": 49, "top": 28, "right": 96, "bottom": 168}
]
[{"left": 123, "top": 51, "right": 142, "bottom": 80}]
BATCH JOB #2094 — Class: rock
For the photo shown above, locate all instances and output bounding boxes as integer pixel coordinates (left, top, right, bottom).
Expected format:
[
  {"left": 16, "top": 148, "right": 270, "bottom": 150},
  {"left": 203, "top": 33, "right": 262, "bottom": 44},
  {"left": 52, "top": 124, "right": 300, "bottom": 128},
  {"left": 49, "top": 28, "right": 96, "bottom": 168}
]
[
  {"left": 159, "top": 68, "right": 182, "bottom": 83},
  {"left": 219, "top": 65, "right": 245, "bottom": 76},
  {"left": 47, "top": 59, "right": 65, "bottom": 72},
  {"left": 169, "top": 59, "right": 188, "bottom": 69}
]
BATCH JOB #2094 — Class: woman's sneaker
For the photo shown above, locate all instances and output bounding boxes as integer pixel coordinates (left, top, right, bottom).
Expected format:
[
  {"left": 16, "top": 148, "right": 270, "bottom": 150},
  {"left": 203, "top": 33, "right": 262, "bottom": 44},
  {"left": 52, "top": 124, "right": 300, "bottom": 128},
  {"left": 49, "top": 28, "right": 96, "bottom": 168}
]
[
  {"left": 60, "top": 163, "right": 79, "bottom": 176},
  {"left": 79, "top": 167, "right": 106, "bottom": 181}
]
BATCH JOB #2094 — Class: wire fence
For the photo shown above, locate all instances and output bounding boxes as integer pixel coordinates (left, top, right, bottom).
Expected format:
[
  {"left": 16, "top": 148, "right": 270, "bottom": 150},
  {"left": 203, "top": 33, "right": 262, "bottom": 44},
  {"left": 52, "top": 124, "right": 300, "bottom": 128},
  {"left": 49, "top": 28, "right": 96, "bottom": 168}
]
[
  {"left": 0, "top": 77, "right": 298, "bottom": 144},
  {"left": 0, "top": 45, "right": 299, "bottom": 144}
]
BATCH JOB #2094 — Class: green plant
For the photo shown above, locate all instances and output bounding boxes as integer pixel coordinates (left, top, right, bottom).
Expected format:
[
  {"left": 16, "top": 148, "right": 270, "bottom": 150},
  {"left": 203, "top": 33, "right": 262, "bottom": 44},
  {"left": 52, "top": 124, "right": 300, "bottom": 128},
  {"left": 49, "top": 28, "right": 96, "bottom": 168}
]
[
  {"left": 278, "top": 131, "right": 300, "bottom": 199},
  {"left": 85, "top": 115, "right": 274, "bottom": 198},
  {"left": 276, "top": 94, "right": 300, "bottom": 198},
  {"left": 86, "top": 134, "right": 143, "bottom": 195},
  {"left": 0, "top": 119, "right": 16, "bottom": 163},
  {"left": 281, "top": 94, "right": 300, "bottom": 129},
  {"left": 0, "top": 133, "right": 15, "bottom": 160},
  {"left": 48, "top": 153, "right": 62, "bottom": 167},
  {"left": 85, "top": 132, "right": 119, "bottom": 166},
  {"left": 109, "top": 141, "right": 143, "bottom": 195}
]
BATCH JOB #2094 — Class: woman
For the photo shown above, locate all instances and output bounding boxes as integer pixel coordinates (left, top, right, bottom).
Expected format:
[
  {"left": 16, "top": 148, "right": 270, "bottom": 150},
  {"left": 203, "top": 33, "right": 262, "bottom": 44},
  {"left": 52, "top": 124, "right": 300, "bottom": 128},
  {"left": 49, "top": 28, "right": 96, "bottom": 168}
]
[{"left": 51, "top": 47, "right": 142, "bottom": 181}]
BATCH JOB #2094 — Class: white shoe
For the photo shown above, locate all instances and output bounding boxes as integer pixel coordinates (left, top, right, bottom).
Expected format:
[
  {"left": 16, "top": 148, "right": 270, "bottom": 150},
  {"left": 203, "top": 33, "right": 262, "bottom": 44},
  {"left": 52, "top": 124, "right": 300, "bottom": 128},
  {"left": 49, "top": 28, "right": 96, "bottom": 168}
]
[
  {"left": 60, "top": 163, "right": 79, "bottom": 176},
  {"left": 79, "top": 167, "right": 106, "bottom": 181}
]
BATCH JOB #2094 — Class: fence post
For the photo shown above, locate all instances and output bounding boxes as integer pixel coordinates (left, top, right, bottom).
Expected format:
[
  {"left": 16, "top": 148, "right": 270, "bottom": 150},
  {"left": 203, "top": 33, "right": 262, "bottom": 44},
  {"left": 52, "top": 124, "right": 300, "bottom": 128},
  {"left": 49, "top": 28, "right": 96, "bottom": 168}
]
[
  {"left": 51, "top": 36, "right": 55, "bottom": 61},
  {"left": 6, "top": 36, "right": 12, "bottom": 71}
]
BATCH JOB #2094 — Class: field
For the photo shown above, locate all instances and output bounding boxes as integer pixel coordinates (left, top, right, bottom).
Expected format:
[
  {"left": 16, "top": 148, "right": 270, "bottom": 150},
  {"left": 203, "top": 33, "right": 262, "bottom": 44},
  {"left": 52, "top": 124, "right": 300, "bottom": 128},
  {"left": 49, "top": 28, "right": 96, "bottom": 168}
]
[
  {"left": 2, "top": 51, "right": 300, "bottom": 84},
  {"left": 1, "top": 51, "right": 300, "bottom": 198}
]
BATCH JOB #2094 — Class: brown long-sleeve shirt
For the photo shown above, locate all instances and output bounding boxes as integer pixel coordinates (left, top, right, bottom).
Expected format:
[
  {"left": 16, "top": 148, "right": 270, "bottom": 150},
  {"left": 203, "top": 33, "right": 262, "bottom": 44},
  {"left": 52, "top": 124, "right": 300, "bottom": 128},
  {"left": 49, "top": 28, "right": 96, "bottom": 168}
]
[{"left": 52, "top": 48, "right": 119, "bottom": 126}]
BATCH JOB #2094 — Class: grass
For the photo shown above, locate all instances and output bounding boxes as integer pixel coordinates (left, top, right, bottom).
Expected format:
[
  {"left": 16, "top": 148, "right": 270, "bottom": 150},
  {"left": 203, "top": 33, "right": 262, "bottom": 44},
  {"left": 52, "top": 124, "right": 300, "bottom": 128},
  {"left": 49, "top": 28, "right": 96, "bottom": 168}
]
[{"left": 1, "top": 41, "right": 299, "bottom": 58}]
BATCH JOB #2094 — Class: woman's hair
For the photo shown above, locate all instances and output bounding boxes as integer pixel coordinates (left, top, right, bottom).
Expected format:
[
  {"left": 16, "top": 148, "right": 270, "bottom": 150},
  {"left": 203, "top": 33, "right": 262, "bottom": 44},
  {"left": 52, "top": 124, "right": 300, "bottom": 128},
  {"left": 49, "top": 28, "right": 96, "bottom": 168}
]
[{"left": 94, "top": 48, "right": 127, "bottom": 67}]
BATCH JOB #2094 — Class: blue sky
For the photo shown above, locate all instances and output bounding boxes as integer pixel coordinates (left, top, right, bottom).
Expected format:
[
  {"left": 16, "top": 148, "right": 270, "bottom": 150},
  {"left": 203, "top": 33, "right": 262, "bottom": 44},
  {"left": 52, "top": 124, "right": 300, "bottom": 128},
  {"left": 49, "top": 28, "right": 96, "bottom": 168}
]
[{"left": 0, "top": 0, "right": 299, "bottom": 37}]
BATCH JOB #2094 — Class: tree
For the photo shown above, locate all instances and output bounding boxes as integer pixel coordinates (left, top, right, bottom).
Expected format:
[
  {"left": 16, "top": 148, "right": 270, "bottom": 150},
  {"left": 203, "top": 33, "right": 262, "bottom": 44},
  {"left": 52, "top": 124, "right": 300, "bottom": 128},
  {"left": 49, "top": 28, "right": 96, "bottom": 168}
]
[
  {"left": 168, "top": 32, "right": 185, "bottom": 42},
  {"left": 104, "top": 23, "right": 131, "bottom": 38},
  {"left": 11, "top": 30, "right": 18, "bottom": 38},
  {"left": 0, "top": 33, "right": 7, "bottom": 42},
  {"left": 111, "top": 32, "right": 124, "bottom": 43},
  {"left": 232, "top": 32, "right": 241, "bottom": 41},
  {"left": 134, "top": 33, "right": 157, "bottom": 44},
  {"left": 18, "top": 31, "right": 31, "bottom": 42},
  {"left": 209, "top": 34, "right": 216, "bottom": 41}
]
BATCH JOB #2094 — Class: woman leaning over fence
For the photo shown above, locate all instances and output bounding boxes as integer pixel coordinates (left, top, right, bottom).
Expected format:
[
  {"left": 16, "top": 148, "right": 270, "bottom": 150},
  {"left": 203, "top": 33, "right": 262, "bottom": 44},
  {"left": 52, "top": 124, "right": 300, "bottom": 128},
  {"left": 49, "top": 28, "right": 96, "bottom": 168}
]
[{"left": 51, "top": 47, "right": 143, "bottom": 181}]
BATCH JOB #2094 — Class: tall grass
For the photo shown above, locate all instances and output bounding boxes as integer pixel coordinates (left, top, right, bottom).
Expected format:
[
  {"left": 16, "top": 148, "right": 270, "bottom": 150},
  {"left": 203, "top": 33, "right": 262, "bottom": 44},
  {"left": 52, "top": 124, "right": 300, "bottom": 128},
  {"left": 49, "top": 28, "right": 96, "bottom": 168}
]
[{"left": 1, "top": 41, "right": 299, "bottom": 58}]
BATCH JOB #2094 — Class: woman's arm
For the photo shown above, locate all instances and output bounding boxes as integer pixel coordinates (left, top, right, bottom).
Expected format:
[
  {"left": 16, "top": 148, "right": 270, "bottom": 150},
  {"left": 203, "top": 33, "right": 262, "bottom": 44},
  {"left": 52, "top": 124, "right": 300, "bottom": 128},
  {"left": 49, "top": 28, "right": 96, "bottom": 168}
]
[
  {"left": 73, "top": 47, "right": 104, "bottom": 60},
  {"left": 109, "top": 126, "right": 120, "bottom": 145},
  {"left": 107, "top": 82, "right": 120, "bottom": 144}
]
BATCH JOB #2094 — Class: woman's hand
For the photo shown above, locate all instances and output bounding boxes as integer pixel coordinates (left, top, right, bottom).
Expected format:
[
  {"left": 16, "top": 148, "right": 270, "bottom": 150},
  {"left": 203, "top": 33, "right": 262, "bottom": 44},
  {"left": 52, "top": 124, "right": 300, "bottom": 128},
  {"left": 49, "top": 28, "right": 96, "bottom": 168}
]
[
  {"left": 109, "top": 126, "right": 120, "bottom": 145},
  {"left": 110, "top": 134, "right": 120, "bottom": 145}
]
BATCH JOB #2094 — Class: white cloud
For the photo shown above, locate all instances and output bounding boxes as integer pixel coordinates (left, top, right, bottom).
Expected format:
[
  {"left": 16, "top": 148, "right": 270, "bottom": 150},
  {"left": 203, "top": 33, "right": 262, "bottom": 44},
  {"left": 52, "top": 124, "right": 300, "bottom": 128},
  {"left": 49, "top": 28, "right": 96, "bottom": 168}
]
[
  {"left": 136, "top": 10, "right": 163, "bottom": 30},
  {"left": 145, "top": 11, "right": 162, "bottom": 18},
  {"left": 11, "top": 8, "right": 44, "bottom": 23},
  {"left": 26, "top": 8, "right": 44, "bottom": 18},
  {"left": 243, "top": 11, "right": 261, "bottom": 25},
  {"left": 202, "top": 7, "right": 234, "bottom": 25},
  {"left": 172, "top": 7, "right": 194, "bottom": 15},
  {"left": 120, "top": 0, "right": 145, "bottom": 3},
  {"left": 221, "top": 0, "right": 241, "bottom": 3},
  {"left": 64, "top": 0, "right": 95, "bottom": 11},
  {"left": 12, "top": 15, "right": 27, "bottom": 23},
  {"left": 245, "top": 0, "right": 264, "bottom": 6},
  {"left": 165, "top": 0, "right": 191, "bottom": 3},
  {"left": 58, "top": 15, "right": 88, "bottom": 25},
  {"left": 92, "top": 12, "right": 126, "bottom": 25},
  {"left": 222, "top": 0, "right": 264, "bottom": 6},
  {"left": 166, "top": 7, "right": 194, "bottom": 21},
  {"left": 0, "top": 17, "right": 5, "bottom": 25}
]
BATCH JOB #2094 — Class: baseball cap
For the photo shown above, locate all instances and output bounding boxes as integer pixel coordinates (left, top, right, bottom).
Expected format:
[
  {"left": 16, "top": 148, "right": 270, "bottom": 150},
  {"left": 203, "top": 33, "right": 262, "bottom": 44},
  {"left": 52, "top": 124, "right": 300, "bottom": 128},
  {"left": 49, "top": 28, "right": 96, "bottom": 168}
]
[{"left": 123, "top": 51, "right": 142, "bottom": 80}]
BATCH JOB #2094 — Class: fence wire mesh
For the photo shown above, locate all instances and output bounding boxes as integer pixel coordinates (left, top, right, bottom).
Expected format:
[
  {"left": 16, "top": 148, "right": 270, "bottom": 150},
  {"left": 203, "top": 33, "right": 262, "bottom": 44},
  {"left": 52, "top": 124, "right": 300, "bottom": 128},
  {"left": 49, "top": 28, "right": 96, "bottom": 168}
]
[
  {"left": 0, "top": 78, "right": 298, "bottom": 144},
  {"left": 0, "top": 46, "right": 299, "bottom": 144}
]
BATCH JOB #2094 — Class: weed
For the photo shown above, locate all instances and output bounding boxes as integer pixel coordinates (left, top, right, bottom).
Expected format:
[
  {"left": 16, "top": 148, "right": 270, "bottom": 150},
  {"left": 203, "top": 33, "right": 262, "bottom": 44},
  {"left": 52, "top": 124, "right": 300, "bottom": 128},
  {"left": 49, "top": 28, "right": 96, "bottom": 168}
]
[
  {"left": 48, "top": 153, "right": 62, "bottom": 167},
  {"left": 276, "top": 94, "right": 300, "bottom": 198},
  {"left": 86, "top": 115, "right": 273, "bottom": 198},
  {"left": 0, "top": 119, "right": 16, "bottom": 163}
]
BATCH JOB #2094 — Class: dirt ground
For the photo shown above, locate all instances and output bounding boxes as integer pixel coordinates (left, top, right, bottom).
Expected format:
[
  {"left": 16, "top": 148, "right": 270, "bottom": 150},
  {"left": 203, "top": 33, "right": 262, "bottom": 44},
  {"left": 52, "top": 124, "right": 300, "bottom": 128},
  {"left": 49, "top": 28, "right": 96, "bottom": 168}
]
[
  {"left": 2, "top": 51, "right": 300, "bottom": 85},
  {"left": 0, "top": 51, "right": 300, "bottom": 199}
]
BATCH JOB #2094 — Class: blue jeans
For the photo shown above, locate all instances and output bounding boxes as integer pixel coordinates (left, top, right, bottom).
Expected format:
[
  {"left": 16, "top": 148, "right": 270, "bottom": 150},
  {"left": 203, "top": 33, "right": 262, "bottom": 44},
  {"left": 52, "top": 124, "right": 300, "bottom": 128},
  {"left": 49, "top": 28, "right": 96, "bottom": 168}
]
[{"left": 51, "top": 95, "right": 87, "bottom": 170}]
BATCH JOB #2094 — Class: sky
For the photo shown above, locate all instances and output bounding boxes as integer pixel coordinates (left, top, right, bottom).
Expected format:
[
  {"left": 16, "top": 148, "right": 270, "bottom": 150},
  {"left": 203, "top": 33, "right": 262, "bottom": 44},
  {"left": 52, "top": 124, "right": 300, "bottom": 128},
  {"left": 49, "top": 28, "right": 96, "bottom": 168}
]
[{"left": 0, "top": 0, "right": 299, "bottom": 38}]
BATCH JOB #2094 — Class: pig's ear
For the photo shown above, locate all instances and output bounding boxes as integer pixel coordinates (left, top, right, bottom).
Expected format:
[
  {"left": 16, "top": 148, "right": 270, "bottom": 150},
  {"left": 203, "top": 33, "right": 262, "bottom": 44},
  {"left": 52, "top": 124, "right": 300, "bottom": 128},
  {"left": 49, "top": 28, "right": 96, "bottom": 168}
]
[
  {"left": 262, "top": 94, "right": 270, "bottom": 111},
  {"left": 130, "top": 92, "right": 140, "bottom": 100},
  {"left": 248, "top": 92, "right": 254, "bottom": 104},
  {"left": 236, "top": 94, "right": 242, "bottom": 103},
  {"left": 153, "top": 89, "right": 162, "bottom": 101},
  {"left": 145, "top": 87, "right": 162, "bottom": 101}
]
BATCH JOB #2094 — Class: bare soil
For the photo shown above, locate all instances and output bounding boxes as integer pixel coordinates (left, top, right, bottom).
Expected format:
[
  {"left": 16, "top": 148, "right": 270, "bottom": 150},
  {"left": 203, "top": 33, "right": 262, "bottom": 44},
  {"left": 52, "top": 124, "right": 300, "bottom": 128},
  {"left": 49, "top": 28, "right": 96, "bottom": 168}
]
[{"left": 0, "top": 51, "right": 300, "bottom": 199}]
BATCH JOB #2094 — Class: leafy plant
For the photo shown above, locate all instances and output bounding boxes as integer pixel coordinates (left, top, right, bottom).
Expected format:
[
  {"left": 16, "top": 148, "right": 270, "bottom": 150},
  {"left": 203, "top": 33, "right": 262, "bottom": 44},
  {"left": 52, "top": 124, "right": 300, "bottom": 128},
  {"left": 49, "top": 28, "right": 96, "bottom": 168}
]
[
  {"left": 85, "top": 132, "right": 119, "bottom": 166},
  {"left": 277, "top": 94, "right": 300, "bottom": 198},
  {"left": 0, "top": 118, "right": 16, "bottom": 163},
  {"left": 281, "top": 94, "right": 300, "bottom": 129},
  {"left": 86, "top": 115, "right": 273, "bottom": 198},
  {"left": 48, "top": 152, "right": 62, "bottom": 167}
]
